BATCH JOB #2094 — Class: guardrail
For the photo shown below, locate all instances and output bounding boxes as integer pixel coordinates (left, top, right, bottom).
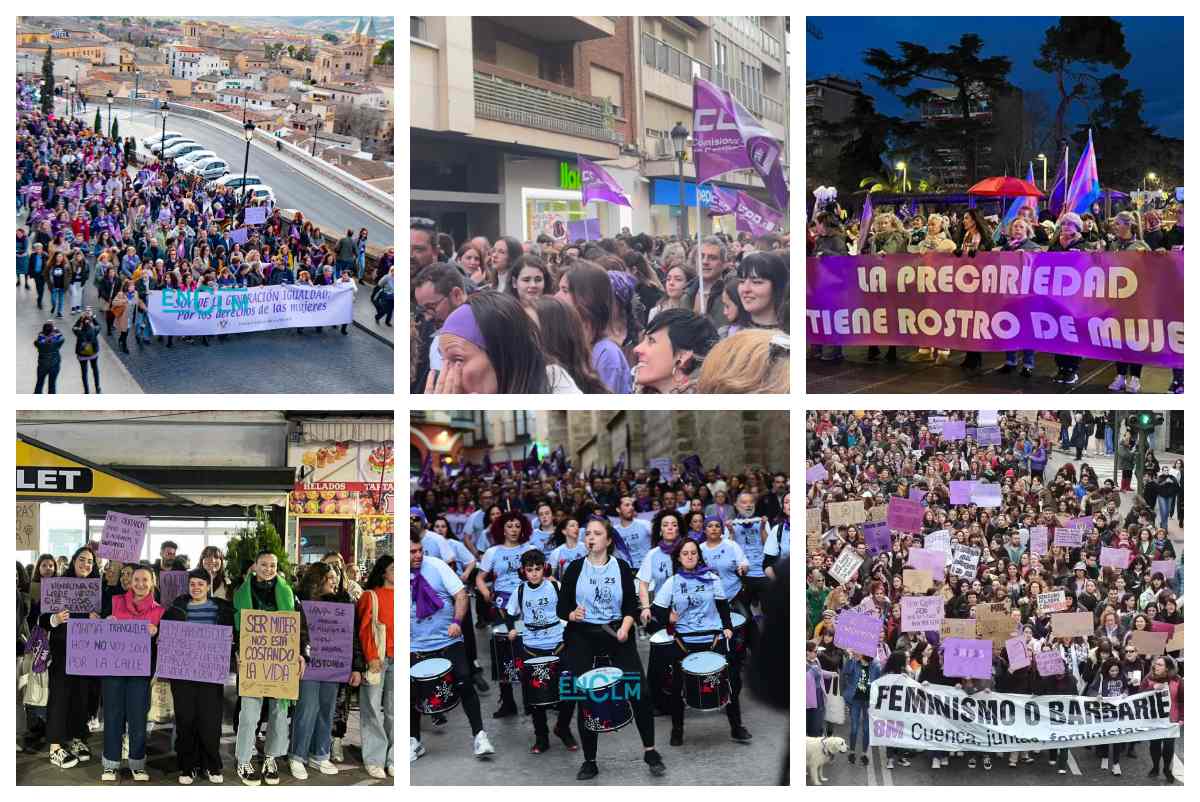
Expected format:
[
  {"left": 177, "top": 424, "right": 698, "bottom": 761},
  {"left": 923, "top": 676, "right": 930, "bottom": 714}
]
[{"left": 80, "top": 93, "right": 394, "bottom": 222}]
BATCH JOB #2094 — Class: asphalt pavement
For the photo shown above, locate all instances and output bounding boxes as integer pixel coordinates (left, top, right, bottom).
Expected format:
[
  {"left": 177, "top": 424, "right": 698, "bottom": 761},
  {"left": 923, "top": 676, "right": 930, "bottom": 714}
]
[
  {"left": 806, "top": 348, "right": 1178, "bottom": 394},
  {"left": 411, "top": 626, "right": 790, "bottom": 786}
]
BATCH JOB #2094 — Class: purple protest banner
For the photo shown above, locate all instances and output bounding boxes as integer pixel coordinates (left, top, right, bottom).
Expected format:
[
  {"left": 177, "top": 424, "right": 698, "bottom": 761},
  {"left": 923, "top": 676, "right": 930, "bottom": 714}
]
[
  {"left": 907, "top": 548, "right": 945, "bottom": 581},
  {"left": 228, "top": 227, "right": 249, "bottom": 245},
  {"left": 976, "top": 425, "right": 1002, "bottom": 446},
  {"left": 301, "top": 601, "right": 354, "bottom": 682},
  {"left": 1053, "top": 527, "right": 1084, "bottom": 547},
  {"left": 1100, "top": 547, "right": 1130, "bottom": 569},
  {"left": 706, "top": 185, "right": 738, "bottom": 217},
  {"left": 40, "top": 577, "right": 102, "bottom": 613},
  {"left": 566, "top": 218, "right": 601, "bottom": 241},
  {"left": 1035, "top": 650, "right": 1065, "bottom": 677},
  {"left": 971, "top": 483, "right": 1002, "bottom": 508},
  {"left": 949, "top": 481, "right": 976, "bottom": 505},
  {"left": 1066, "top": 516, "right": 1094, "bottom": 532},
  {"left": 863, "top": 521, "right": 892, "bottom": 556},
  {"left": 943, "top": 638, "right": 993, "bottom": 679},
  {"left": 692, "top": 77, "right": 788, "bottom": 210},
  {"left": 909, "top": 487, "right": 927, "bottom": 503},
  {"left": 577, "top": 156, "right": 631, "bottom": 207},
  {"left": 887, "top": 496, "right": 924, "bottom": 533},
  {"left": 1151, "top": 559, "right": 1177, "bottom": 579},
  {"left": 805, "top": 252, "right": 1184, "bottom": 368},
  {"left": 1006, "top": 637, "right": 1031, "bottom": 671},
  {"left": 942, "top": 420, "right": 966, "bottom": 440},
  {"left": 159, "top": 570, "right": 189, "bottom": 604},
  {"left": 901, "top": 596, "right": 944, "bottom": 632},
  {"left": 734, "top": 191, "right": 785, "bottom": 236},
  {"left": 833, "top": 611, "right": 882, "bottom": 656},
  {"left": 155, "top": 620, "right": 232, "bottom": 684},
  {"left": 806, "top": 464, "right": 828, "bottom": 484},
  {"left": 66, "top": 619, "right": 151, "bottom": 677},
  {"left": 243, "top": 205, "right": 268, "bottom": 225},
  {"left": 98, "top": 511, "right": 148, "bottom": 563},
  {"left": 1029, "top": 526, "right": 1049, "bottom": 555}
]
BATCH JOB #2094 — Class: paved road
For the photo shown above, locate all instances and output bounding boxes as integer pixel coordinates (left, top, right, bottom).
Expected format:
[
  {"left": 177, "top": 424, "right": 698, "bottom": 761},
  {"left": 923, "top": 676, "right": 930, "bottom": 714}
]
[
  {"left": 63, "top": 100, "right": 393, "bottom": 247},
  {"left": 411, "top": 627, "right": 789, "bottom": 785},
  {"left": 806, "top": 348, "right": 1178, "bottom": 394}
]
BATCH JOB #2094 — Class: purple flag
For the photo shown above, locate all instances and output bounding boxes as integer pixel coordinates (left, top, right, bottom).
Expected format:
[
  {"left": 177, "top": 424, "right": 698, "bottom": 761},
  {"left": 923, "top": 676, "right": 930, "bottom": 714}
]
[
  {"left": 706, "top": 185, "right": 738, "bottom": 217},
  {"left": 1048, "top": 143, "right": 1069, "bottom": 217},
  {"left": 577, "top": 156, "right": 631, "bottom": 207},
  {"left": 692, "top": 77, "right": 788, "bottom": 209},
  {"left": 856, "top": 192, "right": 873, "bottom": 254},
  {"left": 1064, "top": 130, "right": 1101, "bottom": 216},
  {"left": 734, "top": 191, "right": 785, "bottom": 236}
]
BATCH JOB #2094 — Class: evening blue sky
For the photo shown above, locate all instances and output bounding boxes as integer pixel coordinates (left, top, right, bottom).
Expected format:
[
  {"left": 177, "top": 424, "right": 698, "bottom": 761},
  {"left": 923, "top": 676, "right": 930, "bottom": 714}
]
[{"left": 806, "top": 17, "right": 1183, "bottom": 138}]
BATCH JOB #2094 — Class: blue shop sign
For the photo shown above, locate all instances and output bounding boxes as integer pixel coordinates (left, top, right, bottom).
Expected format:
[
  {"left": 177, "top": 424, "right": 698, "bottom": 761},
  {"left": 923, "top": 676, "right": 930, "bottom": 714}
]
[{"left": 652, "top": 178, "right": 716, "bottom": 208}]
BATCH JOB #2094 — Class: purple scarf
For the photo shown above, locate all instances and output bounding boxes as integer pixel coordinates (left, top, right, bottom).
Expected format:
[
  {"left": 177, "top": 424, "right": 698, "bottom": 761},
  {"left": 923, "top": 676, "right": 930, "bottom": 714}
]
[
  {"left": 411, "top": 570, "right": 444, "bottom": 619},
  {"left": 675, "top": 568, "right": 718, "bottom": 584}
]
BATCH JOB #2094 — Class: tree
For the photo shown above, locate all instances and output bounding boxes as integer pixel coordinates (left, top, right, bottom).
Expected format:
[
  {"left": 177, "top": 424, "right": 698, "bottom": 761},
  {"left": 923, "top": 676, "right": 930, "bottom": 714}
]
[
  {"left": 830, "top": 94, "right": 900, "bottom": 198},
  {"left": 110, "top": 116, "right": 119, "bottom": 142},
  {"left": 40, "top": 47, "right": 55, "bottom": 116},
  {"left": 1034, "top": 17, "right": 1131, "bottom": 149},
  {"left": 1074, "top": 74, "right": 1171, "bottom": 191},
  {"left": 865, "top": 33, "right": 1013, "bottom": 185},
  {"left": 373, "top": 39, "right": 393, "bottom": 66},
  {"left": 93, "top": 107, "right": 102, "bottom": 133},
  {"left": 224, "top": 509, "right": 293, "bottom": 589},
  {"left": 322, "top": 32, "right": 339, "bottom": 43}
]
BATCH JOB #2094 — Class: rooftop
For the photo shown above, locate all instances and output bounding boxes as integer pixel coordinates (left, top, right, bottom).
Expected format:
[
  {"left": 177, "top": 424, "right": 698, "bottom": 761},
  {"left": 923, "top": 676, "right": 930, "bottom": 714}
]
[{"left": 313, "top": 82, "right": 382, "bottom": 95}]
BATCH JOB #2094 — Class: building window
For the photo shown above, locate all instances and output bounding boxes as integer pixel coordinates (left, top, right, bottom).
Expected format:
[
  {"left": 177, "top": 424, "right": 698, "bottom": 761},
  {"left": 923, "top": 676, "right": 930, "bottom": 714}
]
[{"left": 514, "top": 411, "right": 529, "bottom": 437}]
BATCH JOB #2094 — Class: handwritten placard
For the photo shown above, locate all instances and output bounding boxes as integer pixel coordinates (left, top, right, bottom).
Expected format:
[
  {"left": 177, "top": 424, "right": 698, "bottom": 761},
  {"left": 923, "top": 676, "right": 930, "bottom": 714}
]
[
  {"left": 41, "top": 577, "right": 102, "bottom": 613},
  {"left": 1165, "top": 623, "right": 1184, "bottom": 652},
  {"left": 1151, "top": 559, "right": 1177, "bottom": 579},
  {"left": 156, "top": 620, "right": 232, "bottom": 684},
  {"left": 941, "top": 618, "right": 977, "bottom": 640},
  {"left": 827, "top": 500, "right": 866, "bottom": 527},
  {"left": 975, "top": 426, "right": 1002, "bottom": 446},
  {"left": 903, "top": 569, "right": 934, "bottom": 593},
  {"left": 978, "top": 410, "right": 999, "bottom": 426},
  {"left": 829, "top": 549, "right": 864, "bottom": 585},
  {"left": 943, "top": 638, "right": 992, "bottom": 679},
  {"left": 1029, "top": 526, "right": 1049, "bottom": 555},
  {"left": 239, "top": 610, "right": 301, "bottom": 700},
  {"left": 887, "top": 496, "right": 924, "bottom": 533},
  {"left": 159, "top": 570, "right": 189, "bottom": 604},
  {"left": 971, "top": 483, "right": 1002, "bottom": 508},
  {"left": 949, "top": 481, "right": 975, "bottom": 505},
  {"left": 67, "top": 619, "right": 151, "bottom": 677},
  {"left": 1051, "top": 612, "right": 1093, "bottom": 639},
  {"left": 1035, "top": 650, "right": 1065, "bottom": 676},
  {"left": 1037, "top": 590, "right": 1069, "bottom": 613},
  {"left": 806, "top": 464, "right": 828, "bottom": 484},
  {"left": 1053, "top": 527, "right": 1084, "bottom": 547},
  {"left": 907, "top": 548, "right": 945, "bottom": 581},
  {"left": 942, "top": 420, "right": 966, "bottom": 440},
  {"left": 948, "top": 545, "right": 981, "bottom": 579},
  {"left": 863, "top": 521, "right": 892, "bottom": 556},
  {"left": 98, "top": 511, "right": 149, "bottom": 563},
  {"left": 806, "top": 508, "right": 822, "bottom": 537},
  {"left": 301, "top": 601, "right": 354, "bottom": 682},
  {"left": 1005, "top": 637, "right": 1030, "bottom": 670},
  {"left": 1100, "top": 547, "right": 1130, "bottom": 569},
  {"left": 927, "top": 416, "right": 947, "bottom": 434},
  {"left": 17, "top": 502, "right": 40, "bottom": 551},
  {"left": 1130, "top": 630, "right": 1170, "bottom": 656},
  {"left": 833, "top": 611, "right": 882, "bottom": 656},
  {"left": 901, "top": 596, "right": 944, "bottom": 632},
  {"left": 924, "top": 529, "right": 951, "bottom": 556}
]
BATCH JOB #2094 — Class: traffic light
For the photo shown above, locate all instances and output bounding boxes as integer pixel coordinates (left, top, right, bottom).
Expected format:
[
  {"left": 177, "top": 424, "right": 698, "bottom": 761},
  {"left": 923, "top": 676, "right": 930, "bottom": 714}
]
[{"left": 1127, "top": 411, "right": 1164, "bottom": 432}]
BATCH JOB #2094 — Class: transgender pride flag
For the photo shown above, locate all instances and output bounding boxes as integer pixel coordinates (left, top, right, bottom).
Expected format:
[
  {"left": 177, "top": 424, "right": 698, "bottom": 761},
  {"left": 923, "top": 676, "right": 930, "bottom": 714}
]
[
  {"left": 1000, "top": 163, "right": 1039, "bottom": 230},
  {"left": 1063, "top": 130, "right": 1102, "bottom": 216}
]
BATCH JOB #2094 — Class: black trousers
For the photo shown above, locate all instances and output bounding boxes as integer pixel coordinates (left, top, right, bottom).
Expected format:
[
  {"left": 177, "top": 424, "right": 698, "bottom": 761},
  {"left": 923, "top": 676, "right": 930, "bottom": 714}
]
[
  {"left": 562, "top": 624, "right": 655, "bottom": 761},
  {"left": 170, "top": 679, "right": 224, "bottom": 774},
  {"left": 410, "top": 641, "right": 483, "bottom": 742},
  {"left": 46, "top": 660, "right": 94, "bottom": 746},
  {"left": 667, "top": 636, "right": 742, "bottom": 732},
  {"left": 79, "top": 359, "right": 100, "bottom": 393},
  {"left": 461, "top": 603, "right": 479, "bottom": 671},
  {"left": 1149, "top": 737, "right": 1176, "bottom": 771},
  {"left": 732, "top": 587, "right": 763, "bottom": 656},
  {"left": 520, "top": 643, "right": 575, "bottom": 740}
]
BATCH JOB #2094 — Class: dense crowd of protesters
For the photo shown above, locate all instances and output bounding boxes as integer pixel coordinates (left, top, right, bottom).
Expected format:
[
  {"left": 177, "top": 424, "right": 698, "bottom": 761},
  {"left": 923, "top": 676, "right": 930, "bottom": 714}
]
[
  {"left": 411, "top": 219, "right": 790, "bottom": 394},
  {"left": 805, "top": 410, "right": 1183, "bottom": 782},
  {"left": 18, "top": 541, "right": 395, "bottom": 784},
  {"left": 16, "top": 80, "right": 396, "bottom": 393}
]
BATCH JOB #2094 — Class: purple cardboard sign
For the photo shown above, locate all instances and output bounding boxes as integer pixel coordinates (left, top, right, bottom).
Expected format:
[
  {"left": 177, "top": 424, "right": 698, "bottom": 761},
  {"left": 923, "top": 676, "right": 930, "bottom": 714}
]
[
  {"left": 909, "top": 487, "right": 927, "bottom": 503},
  {"left": 943, "top": 638, "right": 993, "bottom": 679},
  {"left": 901, "top": 596, "right": 944, "bottom": 632},
  {"left": 833, "top": 611, "right": 883, "bottom": 656},
  {"left": 806, "top": 464, "right": 828, "bottom": 484},
  {"left": 228, "top": 227, "right": 249, "bottom": 245},
  {"left": 887, "top": 496, "right": 924, "bottom": 533},
  {"left": 1053, "top": 527, "right": 1084, "bottom": 547},
  {"left": 243, "top": 205, "right": 268, "bottom": 225},
  {"left": 942, "top": 420, "right": 966, "bottom": 440},
  {"left": 301, "top": 601, "right": 354, "bottom": 682},
  {"left": 971, "top": 482, "right": 1002, "bottom": 508},
  {"left": 1100, "top": 547, "right": 1130, "bottom": 569},
  {"left": 98, "top": 511, "right": 148, "bottom": 563},
  {"left": 159, "top": 570, "right": 189, "bottom": 604},
  {"left": 863, "top": 521, "right": 892, "bottom": 556},
  {"left": 976, "top": 425, "right": 1002, "bottom": 446},
  {"left": 566, "top": 218, "right": 601, "bottom": 241},
  {"left": 1065, "top": 516, "right": 1094, "bottom": 533},
  {"left": 155, "top": 620, "right": 232, "bottom": 684},
  {"left": 949, "top": 481, "right": 976, "bottom": 505},
  {"left": 1151, "top": 559, "right": 1177, "bottom": 579},
  {"left": 66, "top": 619, "right": 151, "bottom": 677},
  {"left": 40, "top": 577, "right": 102, "bottom": 613},
  {"left": 1005, "top": 637, "right": 1030, "bottom": 671},
  {"left": 1035, "top": 650, "right": 1065, "bottom": 677},
  {"left": 907, "top": 548, "right": 945, "bottom": 581},
  {"left": 1029, "top": 526, "right": 1049, "bottom": 555}
]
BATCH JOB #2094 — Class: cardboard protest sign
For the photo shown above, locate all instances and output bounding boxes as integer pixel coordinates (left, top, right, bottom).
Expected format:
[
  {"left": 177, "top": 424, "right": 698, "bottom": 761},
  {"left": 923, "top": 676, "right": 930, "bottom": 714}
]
[
  {"left": 927, "top": 415, "right": 947, "bottom": 434},
  {"left": 1005, "top": 637, "right": 1030, "bottom": 671},
  {"left": 1130, "top": 630, "right": 1170, "bottom": 656},
  {"left": 159, "top": 570, "right": 189, "bottom": 604},
  {"left": 806, "top": 508, "right": 822, "bottom": 536},
  {"left": 971, "top": 483, "right": 1002, "bottom": 508},
  {"left": 901, "top": 596, "right": 944, "bottom": 632},
  {"left": 829, "top": 549, "right": 864, "bottom": 585},
  {"left": 949, "top": 481, "right": 975, "bottom": 505},
  {"left": 806, "top": 464, "right": 828, "bottom": 484},
  {"left": 1014, "top": 410, "right": 1039, "bottom": 423},
  {"left": 863, "top": 521, "right": 892, "bottom": 556},
  {"left": 1100, "top": 547, "right": 1130, "bottom": 569},
  {"left": 1165, "top": 623, "right": 1184, "bottom": 652},
  {"left": 1065, "top": 516, "right": 1093, "bottom": 533},
  {"left": 833, "top": 611, "right": 882, "bottom": 656},
  {"left": 948, "top": 545, "right": 981, "bottom": 579},
  {"left": 16, "top": 502, "right": 39, "bottom": 551},
  {"left": 301, "top": 601, "right": 354, "bottom": 682},
  {"left": 941, "top": 618, "right": 977, "bottom": 640},
  {"left": 1037, "top": 590, "right": 1069, "bottom": 613},
  {"left": 155, "top": 621, "right": 232, "bottom": 684},
  {"left": 40, "top": 577, "right": 102, "bottom": 613},
  {"left": 865, "top": 503, "right": 888, "bottom": 523},
  {"left": 827, "top": 500, "right": 866, "bottom": 527},
  {"left": 943, "top": 638, "right": 993, "bottom": 679},
  {"left": 98, "top": 511, "right": 149, "bottom": 563},
  {"left": 907, "top": 548, "right": 945, "bottom": 581},
  {"left": 1038, "top": 419, "right": 1062, "bottom": 443},
  {"left": 1029, "top": 526, "right": 1049, "bottom": 555},
  {"left": 975, "top": 609, "right": 1015, "bottom": 648},
  {"left": 975, "top": 426, "right": 1002, "bottom": 446},
  {"left": 1051, "top": 612, "right": 1094, "bottom": 639},
  {"left": 1151, "top": 559, "right": 1177, "bottom": 579},
  {"left": 648, "top": 458, "right": 673, "bottom": 482},
  {"left": 238, "top": 610, "right": 302, "bottom": 700},
  {"left": 903, "top": 569, "right": 934, "bottom": 593},
  {"left": 978, "top": 410, "right": 999, "bottom": 426},
  {"left": 887, "top": 496, "right": 924, "bottom": 532},
  {"left": 942, "top": 420, "right": 966, "bottom": 440},
  {"left": 1053, "top": 527, "right": 1083, "bottom": 547},
  {"left": 1035, "top": 650, "right": 1065, "bottom": 677},
  {"left": 67, "top": 619, "right": 151, "bottom": 676},
  {"left": 924, "top": 529, "right": 951, "bottom": 555}
]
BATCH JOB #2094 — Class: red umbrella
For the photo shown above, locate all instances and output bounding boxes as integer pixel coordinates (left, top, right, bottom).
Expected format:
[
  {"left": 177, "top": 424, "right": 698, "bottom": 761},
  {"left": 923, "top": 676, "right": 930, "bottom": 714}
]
[{"left": 966, "top": 176, "right": 1045, "bottom": 198}]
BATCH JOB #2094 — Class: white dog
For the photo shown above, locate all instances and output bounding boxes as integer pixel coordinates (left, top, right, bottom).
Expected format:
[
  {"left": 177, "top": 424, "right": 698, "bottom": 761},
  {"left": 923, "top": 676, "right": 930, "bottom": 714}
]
[{"left": 806, "top": 735, "right": 848, "bottom": 785}]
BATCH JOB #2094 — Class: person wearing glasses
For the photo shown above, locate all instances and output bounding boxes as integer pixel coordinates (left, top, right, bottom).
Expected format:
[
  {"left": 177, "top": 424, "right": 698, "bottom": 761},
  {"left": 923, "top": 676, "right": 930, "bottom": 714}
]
[{"left": 411, "top": 263, "right": 468, "bottom": 392}]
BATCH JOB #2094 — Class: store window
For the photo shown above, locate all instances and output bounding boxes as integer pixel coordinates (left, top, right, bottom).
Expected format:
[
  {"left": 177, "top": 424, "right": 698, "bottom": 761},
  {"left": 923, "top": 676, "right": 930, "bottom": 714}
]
[{"left": 524, "top": 196, "right": 586, "bottom": 242}]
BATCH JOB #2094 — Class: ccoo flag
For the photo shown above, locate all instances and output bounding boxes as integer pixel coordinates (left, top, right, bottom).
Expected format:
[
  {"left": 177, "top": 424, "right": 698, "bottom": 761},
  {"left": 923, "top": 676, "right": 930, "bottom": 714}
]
[
  {"left": 706, "top": 185, "right": 738, "bottom": 217},
  {"left": 734, "top": 192, "right": 785, "bottom": 237},
  {"left": 1048, "top": 143, "right": 1069, "bottom": 217},
  {"left": 577, "top": 156, "right": 631, "bottom": 207},
  {"left": 855, "top": 192, "right": 874, "bottom": 255},
  {"left": 1063, "top": 131, "right": 1101, "bottom": 216},
  {"left": 692, "top": 77, "right": 789, "bottom": 209},
  {"left": 1001, "top": 163, "right": 1039, "bottom": 230}
]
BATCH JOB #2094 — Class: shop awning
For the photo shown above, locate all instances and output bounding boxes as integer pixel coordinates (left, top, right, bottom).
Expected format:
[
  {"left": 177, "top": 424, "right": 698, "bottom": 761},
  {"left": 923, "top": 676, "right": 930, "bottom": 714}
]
[
  {"left": 107, "top": 465, "right": 296, "bottom": 510},
  {"left": 293, "top": 418, "right": 394, "bottom": 444},
  {"left": 17, "top": 435, "right": 190, "bottom": 504}
]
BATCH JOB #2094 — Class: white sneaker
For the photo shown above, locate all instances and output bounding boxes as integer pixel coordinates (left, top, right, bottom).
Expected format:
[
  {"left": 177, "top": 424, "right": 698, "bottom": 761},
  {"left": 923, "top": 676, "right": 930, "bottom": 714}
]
[
  {"left": 387, "top": 765, "right": 395, "bottom": 777},
  {"left": 1108, "top": 375, "right": 1126, "bottom": 392},
  {"left": 1127, "top": 376, "right": 1141, "bottom": 393},
  {"left": 308, "top": 758, "right": 338, "bottom": 775},
  {"left": 331, "top": 737, "right": 344, "bottom": 763},
  {"left": 179, "top": 773, "right": 193, "bottom": 785},
  {"left": 365, "top": 764, "right": 387, "bottom": 779},
  {"left": 87, "top": 717, "right": 102, "bottom": 733},
  {"left": 1112, "top": 763, "right": 1122, "bottom": 776},
  {"left": 931, "top": 756, "right": 940, "bottom": 769},
  {"left": 207, "top": 771, "right": 224, "bottom": 783},
  {"left": 100, "top": 769, "right": 117, "bottom": 781},
  {"left": 1101, "top": 757, "right": 1108, "bottom": 771},
  {"left": 289, "top": 758, "right": 308, "bottom": 780},
  {"left": 473, "top": 730, "right": 495, "bottom": 757},
  {"left": 131, "top": 769, "right": 149, "bottom": 782},
  {"left": 410, "top": 737, "right": 427, "bottom": 764},
  {"left": 886, "top": 757, "right": 894, "bottom": 769}
]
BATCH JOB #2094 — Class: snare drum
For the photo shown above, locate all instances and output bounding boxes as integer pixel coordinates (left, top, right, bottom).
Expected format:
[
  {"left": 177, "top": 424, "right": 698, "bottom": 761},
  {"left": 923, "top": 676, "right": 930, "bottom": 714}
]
[
  {"left": 520, "top": 654, "right": 562, "bottom": 708},
  {"left": 647, "top": 629, "right": 676, "bottom": 712},
  {"left": 410, "top": 658, "right": 460, "bottom": 715},
  {"left": 729, "top": 612, "right": 748, "bottom": 657},
  {"left": 681, "top": 651, "right": 731, "bottom": 711},
  {"left": 490, "top": 624, "right": 522, "bottom": 684},
  {"left": 575, "top": 666, "right": 633, "bottom": 733}
]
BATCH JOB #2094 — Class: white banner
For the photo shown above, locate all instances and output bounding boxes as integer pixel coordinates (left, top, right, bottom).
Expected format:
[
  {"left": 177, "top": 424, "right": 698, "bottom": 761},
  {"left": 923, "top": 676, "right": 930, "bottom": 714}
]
[
  {"left": 146, "top": 285, "right": 354, "bottom": 335},
  {"left": 869, "top": 675, "right": 1179, "bottom": 753}
]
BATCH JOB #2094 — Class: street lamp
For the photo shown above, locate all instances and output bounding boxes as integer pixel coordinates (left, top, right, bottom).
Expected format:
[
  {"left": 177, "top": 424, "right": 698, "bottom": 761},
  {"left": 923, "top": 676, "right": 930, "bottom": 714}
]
[
  {"left": 1144, "top": 171, "right": 1157, "bottom": 191},
  {"left": 670, "top": 120, "right": 690, "bottom": 241},
  {"left": 896, "top": 161, "right": 907, "bottom": 193},
  {"left": 105, "top": 90, "right": 113, "bottom": 135},
  {"left": 1037, "top": 153, "right": 1048, "bottom": 190},
  {"left": 240, "top": 119, "right": 256, "bottom": 216},
  {"left": 159, "top": 102, "right": 169, "bottom": 162}
]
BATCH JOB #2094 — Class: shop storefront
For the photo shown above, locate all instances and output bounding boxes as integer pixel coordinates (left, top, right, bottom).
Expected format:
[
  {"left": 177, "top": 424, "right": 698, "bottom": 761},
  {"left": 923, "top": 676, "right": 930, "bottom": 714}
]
[{"left": 507, "top": 155, "right": 635, "bottom": 241}]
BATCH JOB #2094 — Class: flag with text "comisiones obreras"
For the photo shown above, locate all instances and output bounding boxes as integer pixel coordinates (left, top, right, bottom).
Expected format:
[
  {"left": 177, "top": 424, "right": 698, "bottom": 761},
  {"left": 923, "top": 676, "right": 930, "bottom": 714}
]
[{"left": 692, "top": 77, "right": 789, "bottom": 210}]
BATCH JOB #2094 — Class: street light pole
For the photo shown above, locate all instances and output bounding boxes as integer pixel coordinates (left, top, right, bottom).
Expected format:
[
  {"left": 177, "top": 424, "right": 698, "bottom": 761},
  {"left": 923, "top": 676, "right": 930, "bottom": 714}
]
[
  {"left": 670, "top": 121, "right": 690, "bottom": 242},
  {"left": 241, "top": 120, "right": 256, "bottom": 217},
  {"left": 160, "top": 102, "right": 169, "bottom": 163},
  {"left": 106, "top": 90, "right": 113, "bottom": 136},
  {"left": 896, "top": 161, "right": 907, "bottom": 193},
  {"left": 1037, "top": 153, "right": 1047, "bottom": 191}
]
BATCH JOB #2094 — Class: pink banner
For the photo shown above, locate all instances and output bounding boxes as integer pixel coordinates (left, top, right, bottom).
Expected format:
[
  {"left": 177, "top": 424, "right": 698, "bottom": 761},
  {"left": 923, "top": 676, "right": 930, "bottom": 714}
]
[
  {"left": 806, "top": 252, "right": 1183, "bottom": 368},
  {"left": 1100, "top": 547, "right": 1130, "bottom": 569},
  {"left": 887, "top": 496, "right": 924, "bottom": 532}
]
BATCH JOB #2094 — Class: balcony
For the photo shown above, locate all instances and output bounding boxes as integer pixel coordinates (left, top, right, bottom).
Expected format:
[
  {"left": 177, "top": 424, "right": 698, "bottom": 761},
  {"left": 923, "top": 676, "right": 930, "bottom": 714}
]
[
  {"left": 474, "top": 70, "right": 623, "bottom": 145},
  {"left": 480, "top": 16, "right": 613, "bottom": 43},
  {"left": 641, "top": 33, "right": 710, "bottom": 84},
  {"left": 711, "top": 69, "right": 785, "bottom": 124},
  {"left": 759, "top": 28, "right": 784, "bottom": 71}
]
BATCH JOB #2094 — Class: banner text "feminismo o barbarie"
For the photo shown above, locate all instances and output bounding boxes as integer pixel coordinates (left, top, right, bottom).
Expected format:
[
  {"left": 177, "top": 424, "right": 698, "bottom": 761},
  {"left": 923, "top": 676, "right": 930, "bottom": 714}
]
[
  {"left": 146, "top": 284, "right": 354, "bottom": 336},
  {"left": 806, "top": 252, "right": 1183, "bottom": 368}
]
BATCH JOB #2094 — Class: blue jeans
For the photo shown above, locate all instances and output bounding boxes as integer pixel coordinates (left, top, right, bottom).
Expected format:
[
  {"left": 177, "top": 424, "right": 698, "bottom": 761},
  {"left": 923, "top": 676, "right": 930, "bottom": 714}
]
[
  {"left": 1158, "top": 496, "right": 1173, "bottom": 529},
  {"left": 1106, "top": 428, "right": 1115, "bottom": 455},
  {"left": 136, "top": 308, "right": 152, "bottom": 341},
  {"left": 288, "top": 679, "right": 338, "bottom": 762},
  {"left": 50, "top": 287, "right": 65, "bottom": 315},
  {"left": 236, "top": 696, "right": 290, "bottom": 764},
  {"left": 34, "top": 364, "right": 58, "bottom": 393},
  {"left": 847, "top": 698, "right": 871, "bottom": 753},
  {"left": 356, "top": 252, "right": 366, "bottom": 280},
  {"left": 360, "top": 658, "right": 393, "bottom": 768},
  {"left": 1005, "top": 350, "right": 1035, "bottom": 368},
  {"left": 102, "top": 676, "right": 151, "bottom": 770}
]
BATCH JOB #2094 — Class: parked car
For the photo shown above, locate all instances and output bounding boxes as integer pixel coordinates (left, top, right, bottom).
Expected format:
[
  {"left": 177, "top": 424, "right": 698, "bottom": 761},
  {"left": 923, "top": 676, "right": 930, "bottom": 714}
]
[
  {"left": 233, "top": 185, "right": 276, "bottom": 206},
  {"left": 162, "top": 141, "right": 205, "bottom": 159},
  {"left": 207, "top": 173, "right": 263, "bottom": 191},
  {"left": 175, "top": 149, "right": 217, "bottom": 169},
  {"left": 191, "top": 159, "right": 230, "bottom": 181},
  {"left": 142, "top": 131, "right": 184, "bottom": 150},
  {"left": 149, "top": 136, "right": 193, "bottom": 155}
]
